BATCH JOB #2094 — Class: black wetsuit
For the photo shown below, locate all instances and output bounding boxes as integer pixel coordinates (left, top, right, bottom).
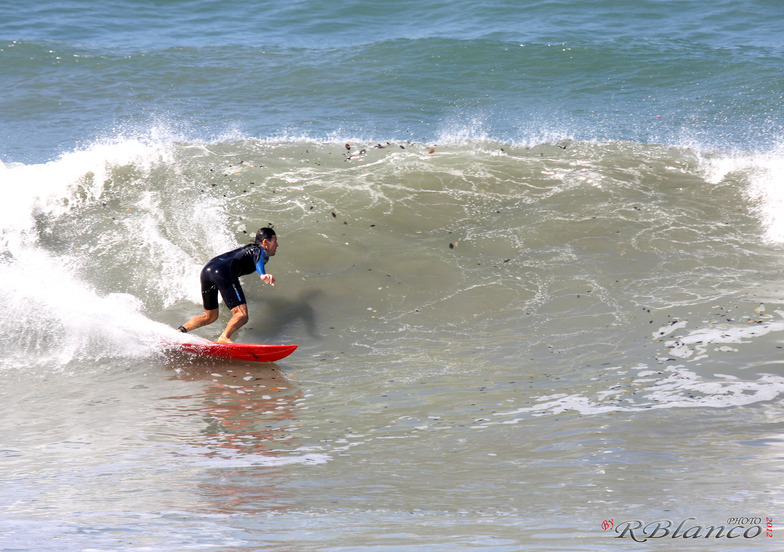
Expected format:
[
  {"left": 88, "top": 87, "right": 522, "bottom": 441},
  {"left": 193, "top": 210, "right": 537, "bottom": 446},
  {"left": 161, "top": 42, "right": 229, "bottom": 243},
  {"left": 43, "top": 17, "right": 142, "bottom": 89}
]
[{"left": 200, "top": 244, "right": 269, "bottom": 310}]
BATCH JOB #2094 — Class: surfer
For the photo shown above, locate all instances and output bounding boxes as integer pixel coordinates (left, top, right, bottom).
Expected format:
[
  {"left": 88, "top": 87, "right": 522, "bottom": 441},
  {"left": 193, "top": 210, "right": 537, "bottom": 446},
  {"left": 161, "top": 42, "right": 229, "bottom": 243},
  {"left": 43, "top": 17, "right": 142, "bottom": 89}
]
[{"left": 177, "top": 227, "right": 278, "bottom": 343}]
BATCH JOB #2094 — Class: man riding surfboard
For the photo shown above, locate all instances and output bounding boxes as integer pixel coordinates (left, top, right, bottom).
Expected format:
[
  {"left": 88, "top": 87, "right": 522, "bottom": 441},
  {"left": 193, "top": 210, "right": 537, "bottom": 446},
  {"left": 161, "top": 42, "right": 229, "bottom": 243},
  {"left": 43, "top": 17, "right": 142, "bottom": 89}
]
[{"left": 177, "top": 227, "right": 278, "bottom": 343}]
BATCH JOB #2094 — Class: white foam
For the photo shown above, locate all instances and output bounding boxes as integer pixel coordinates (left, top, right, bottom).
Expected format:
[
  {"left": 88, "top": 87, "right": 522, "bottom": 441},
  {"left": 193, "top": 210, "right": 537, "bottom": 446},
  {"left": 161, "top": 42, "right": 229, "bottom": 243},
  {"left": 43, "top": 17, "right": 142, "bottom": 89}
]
[
  {"left": 0, "top": 247, "right": 176, "bottom": 370},
  {"left": 491, "top": 369, "right": 784, "bottom": 422},
  {"left": 0, "top": 135, "right": 190, "bottom": 371},
  {"left": 1, "top": 136, "right": 176, "bottom": 253},
  {"left": 661, "top": 311, "right": 784, "bottom": 359},
  {"left": 698, "top": 148, "right": 784, "bottom": 243}
]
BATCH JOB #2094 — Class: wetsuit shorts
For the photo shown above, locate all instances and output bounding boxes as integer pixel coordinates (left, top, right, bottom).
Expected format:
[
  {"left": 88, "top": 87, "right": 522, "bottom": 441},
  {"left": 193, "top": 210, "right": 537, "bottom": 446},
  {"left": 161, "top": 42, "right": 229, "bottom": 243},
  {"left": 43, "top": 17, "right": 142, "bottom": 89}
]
[
  {"left": 198, "top": 244, "right": 268, "bottom": 310},
  {"left": 200, "top": 264, "right": 247, "bottom": 311}
]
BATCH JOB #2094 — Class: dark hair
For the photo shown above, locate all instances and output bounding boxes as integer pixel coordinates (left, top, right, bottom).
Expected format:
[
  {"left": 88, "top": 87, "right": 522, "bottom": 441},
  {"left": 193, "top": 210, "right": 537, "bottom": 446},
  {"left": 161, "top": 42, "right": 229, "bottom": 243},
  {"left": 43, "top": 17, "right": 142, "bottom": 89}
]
[{"left": 255, "top": 226, "right": 276, "bottom": 245}]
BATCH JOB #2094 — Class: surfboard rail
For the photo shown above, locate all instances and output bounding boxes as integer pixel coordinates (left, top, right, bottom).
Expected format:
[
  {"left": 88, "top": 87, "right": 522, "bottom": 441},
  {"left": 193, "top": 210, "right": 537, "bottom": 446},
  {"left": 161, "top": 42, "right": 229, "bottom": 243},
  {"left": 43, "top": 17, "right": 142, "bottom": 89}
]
[{"left": 175, "top": 340, "right": 298, "bottom": 362}]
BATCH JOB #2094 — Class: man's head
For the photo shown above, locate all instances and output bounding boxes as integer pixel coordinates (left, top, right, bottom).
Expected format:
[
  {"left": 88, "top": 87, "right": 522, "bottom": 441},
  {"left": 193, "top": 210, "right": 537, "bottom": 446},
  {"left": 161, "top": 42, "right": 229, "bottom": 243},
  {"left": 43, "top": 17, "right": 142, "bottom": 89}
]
[{"left": 255, "top": 227, "right": 278, "bottom": 256}]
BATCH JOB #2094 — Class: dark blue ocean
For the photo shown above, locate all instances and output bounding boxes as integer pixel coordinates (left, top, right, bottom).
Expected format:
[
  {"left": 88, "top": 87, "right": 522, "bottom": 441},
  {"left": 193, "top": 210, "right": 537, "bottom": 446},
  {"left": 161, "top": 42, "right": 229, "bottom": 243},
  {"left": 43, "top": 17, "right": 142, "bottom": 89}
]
[
  {"left": 3, "top": 0, "right": 784, "bottom": 163},
  {"left": 2, "top": 1, "right": 784, "bottom": 550}
]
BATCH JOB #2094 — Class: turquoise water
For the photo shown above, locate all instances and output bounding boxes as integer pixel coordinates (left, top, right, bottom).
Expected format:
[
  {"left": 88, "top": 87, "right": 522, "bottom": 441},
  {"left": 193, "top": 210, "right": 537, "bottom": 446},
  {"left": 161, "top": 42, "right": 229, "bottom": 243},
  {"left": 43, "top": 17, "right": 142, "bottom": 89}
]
[{"left": 2, "top": 2, "right": 784, "bottom": 550}]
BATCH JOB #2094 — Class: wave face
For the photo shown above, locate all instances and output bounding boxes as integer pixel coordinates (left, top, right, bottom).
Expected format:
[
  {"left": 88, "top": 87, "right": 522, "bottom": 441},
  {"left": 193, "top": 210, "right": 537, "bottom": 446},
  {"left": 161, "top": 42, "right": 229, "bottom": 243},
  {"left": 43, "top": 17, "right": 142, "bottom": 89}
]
[{"left": 4, "top": 136, "right": 784, "bottom": 396}]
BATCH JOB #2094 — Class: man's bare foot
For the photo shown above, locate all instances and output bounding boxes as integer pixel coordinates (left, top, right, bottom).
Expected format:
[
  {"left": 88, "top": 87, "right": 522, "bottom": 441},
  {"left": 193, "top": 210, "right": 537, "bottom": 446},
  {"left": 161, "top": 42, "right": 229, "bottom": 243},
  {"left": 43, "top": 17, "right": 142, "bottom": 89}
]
[{"left": 216, "top": 336, "right": 235, "bottom": 344}]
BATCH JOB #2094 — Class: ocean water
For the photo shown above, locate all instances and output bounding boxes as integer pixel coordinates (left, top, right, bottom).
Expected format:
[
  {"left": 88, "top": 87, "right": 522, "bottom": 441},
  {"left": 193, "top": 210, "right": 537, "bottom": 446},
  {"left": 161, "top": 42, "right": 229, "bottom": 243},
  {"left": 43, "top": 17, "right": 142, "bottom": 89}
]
[{"left": 2, "top": 1, "right": 784, "bottom": 550}]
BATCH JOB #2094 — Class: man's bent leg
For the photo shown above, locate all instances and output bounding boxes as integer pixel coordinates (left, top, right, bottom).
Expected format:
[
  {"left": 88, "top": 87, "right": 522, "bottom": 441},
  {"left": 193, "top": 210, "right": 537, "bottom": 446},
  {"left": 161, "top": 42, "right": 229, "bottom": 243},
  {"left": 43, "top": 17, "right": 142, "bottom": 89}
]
[
  {"left": 217, "top": 304, "right": 249, "bottom": 343},
  {"left": 181, "top": 308, "right": 219, "bottom": 333}
]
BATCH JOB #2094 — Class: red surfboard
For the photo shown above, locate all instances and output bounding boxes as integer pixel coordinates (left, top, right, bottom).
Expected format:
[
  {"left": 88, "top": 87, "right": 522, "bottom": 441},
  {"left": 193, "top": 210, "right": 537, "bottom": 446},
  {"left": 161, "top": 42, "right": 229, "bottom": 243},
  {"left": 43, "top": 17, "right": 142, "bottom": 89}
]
[{"left": 176, "top": 339, "right": 298, "bottom": 363}]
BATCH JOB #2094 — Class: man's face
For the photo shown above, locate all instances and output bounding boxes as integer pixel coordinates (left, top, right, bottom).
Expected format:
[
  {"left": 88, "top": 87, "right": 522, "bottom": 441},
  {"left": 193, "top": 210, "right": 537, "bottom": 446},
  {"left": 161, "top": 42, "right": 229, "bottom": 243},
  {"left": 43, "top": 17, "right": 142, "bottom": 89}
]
[{"left": 263, "top": 236, "right": 279, "bottom": 256}]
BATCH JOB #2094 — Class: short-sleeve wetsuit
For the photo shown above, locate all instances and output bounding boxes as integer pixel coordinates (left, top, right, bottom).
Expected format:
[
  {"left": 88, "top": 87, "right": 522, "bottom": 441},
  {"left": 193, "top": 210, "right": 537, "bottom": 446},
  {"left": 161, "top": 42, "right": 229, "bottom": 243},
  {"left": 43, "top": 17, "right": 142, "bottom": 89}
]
[{"left": 200, "top": 244, "right": 269, "bottom": 310}]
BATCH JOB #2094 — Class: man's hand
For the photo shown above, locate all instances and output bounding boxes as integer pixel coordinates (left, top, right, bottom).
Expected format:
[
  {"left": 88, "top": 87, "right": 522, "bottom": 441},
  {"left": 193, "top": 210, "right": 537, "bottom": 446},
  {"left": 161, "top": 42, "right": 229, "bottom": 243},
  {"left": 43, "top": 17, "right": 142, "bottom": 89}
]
[{"left": 261, "top": 273, "right": 276, "bottom": 286}]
